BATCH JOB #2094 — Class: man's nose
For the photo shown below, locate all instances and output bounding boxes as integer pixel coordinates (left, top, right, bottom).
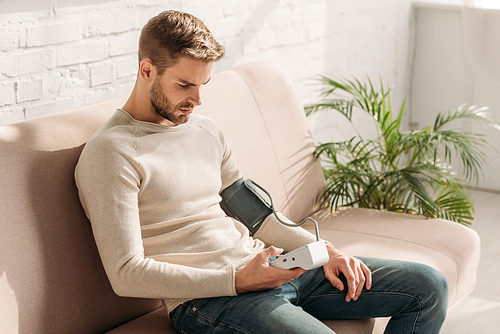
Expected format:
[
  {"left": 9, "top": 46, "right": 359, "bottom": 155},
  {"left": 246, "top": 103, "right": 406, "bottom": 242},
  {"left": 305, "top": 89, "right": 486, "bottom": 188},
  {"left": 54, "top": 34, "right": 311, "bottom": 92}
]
[{"left": 188, "top": 88, "right": 202, "bottom": 106}]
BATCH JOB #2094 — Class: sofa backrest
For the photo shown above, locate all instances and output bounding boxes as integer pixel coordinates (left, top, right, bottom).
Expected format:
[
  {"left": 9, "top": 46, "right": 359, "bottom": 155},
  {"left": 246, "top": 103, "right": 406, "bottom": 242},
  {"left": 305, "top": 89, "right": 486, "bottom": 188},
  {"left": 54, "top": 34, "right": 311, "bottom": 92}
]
[
  {"left": 0, "top": 97, "right": 161, "bottom": 334},
  {"left": 197, "top": 62, "right": 325, "bottom": 221},
  {"left": 0, "top": 61, "right": 325, "bottom": 333}
]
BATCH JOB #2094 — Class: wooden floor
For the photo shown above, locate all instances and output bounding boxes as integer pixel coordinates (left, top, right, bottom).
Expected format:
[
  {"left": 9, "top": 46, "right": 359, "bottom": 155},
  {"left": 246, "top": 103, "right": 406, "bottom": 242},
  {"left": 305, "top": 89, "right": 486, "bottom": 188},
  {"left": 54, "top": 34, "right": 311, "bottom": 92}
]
[{"left": 441, "top": 190, "right": 500, "bottom": 334}]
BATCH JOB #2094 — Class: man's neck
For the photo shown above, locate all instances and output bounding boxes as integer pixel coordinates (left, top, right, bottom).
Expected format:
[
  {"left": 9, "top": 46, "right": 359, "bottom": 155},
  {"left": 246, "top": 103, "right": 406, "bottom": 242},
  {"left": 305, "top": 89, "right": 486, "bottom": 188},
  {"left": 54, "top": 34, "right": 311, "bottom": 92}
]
[{"left": 122, "top": 85, "right": 176, "bottom": 126}]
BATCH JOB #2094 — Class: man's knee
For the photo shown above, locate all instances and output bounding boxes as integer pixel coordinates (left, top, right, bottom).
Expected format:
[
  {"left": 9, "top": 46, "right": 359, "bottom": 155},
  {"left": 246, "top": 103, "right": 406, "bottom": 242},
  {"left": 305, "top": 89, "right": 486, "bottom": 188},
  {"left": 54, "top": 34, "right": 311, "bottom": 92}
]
[
  {"left": 410, "top": 262, "right": 449, "bottom": 311},
  {"left": 429, "top": 267, "right": 449, "bottom": 310}
]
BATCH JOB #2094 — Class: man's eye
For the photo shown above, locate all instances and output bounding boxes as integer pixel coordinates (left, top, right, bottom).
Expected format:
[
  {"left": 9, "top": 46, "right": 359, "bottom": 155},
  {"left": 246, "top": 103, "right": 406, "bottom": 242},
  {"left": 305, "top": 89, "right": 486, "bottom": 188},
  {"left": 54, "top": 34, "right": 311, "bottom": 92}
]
[{"left": 179, "top": 84, "right": 190, "bottom": 89}]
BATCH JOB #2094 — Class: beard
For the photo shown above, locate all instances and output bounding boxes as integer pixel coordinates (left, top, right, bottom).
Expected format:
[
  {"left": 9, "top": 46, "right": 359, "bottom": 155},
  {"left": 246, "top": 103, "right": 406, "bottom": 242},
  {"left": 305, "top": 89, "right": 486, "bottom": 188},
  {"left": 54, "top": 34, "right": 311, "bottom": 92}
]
[{"left": 150, "top": 77, "right": 193, "bottom": 125}]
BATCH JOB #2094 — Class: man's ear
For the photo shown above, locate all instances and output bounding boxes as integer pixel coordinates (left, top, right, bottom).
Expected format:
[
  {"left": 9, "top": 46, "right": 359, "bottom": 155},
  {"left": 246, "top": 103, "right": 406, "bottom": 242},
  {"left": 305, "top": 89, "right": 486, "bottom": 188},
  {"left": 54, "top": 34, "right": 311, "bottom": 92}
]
[{"left": 139, "top": 59, "right": 156, "bottom": 83}]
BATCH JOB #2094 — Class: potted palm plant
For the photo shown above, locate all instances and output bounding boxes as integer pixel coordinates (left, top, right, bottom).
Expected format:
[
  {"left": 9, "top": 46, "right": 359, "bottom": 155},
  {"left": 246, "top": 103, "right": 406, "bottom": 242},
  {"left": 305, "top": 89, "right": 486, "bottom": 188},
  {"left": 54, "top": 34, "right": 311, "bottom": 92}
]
[{"left": 306, "top": 76, "right": 500, "bottom": 225}]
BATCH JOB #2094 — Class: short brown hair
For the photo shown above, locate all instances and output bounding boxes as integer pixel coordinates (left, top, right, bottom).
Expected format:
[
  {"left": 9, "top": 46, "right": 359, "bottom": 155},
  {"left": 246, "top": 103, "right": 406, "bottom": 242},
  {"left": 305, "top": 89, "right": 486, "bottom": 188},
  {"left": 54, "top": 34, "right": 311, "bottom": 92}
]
[{"left": 138, "top": 11, "right": 225, "bottom": 74}]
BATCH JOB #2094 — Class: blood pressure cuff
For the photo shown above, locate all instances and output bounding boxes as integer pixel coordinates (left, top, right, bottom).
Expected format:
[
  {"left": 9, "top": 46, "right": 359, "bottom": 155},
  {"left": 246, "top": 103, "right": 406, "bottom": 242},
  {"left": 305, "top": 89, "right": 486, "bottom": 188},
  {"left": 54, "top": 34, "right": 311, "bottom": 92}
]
[{"left": 220, "top": 178, "right": 273, "bottom": 235}]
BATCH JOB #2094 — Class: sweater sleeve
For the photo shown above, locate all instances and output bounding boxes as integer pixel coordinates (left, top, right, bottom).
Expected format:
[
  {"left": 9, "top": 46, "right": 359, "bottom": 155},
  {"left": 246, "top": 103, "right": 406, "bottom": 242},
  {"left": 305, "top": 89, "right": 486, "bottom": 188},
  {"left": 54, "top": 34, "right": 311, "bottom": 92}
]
[
  {"left": 193, "top": 115, "right": 243, "bottom": 191},
  {"left": 75, "top": 137, "right": 237, "bottom": 300},
  {"left": 211, "top": 122, "right": 243, "bottom": 191}
]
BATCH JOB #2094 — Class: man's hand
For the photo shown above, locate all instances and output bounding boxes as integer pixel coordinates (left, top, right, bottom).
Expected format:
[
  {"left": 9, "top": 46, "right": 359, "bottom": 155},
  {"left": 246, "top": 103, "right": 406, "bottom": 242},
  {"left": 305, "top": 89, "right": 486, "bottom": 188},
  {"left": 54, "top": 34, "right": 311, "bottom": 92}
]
[
  {"left": 323, "top": 241, "right": 372, "bottom": 302},
  {"left": 235, "top": 246, "right": 306, "bottom": 294}
]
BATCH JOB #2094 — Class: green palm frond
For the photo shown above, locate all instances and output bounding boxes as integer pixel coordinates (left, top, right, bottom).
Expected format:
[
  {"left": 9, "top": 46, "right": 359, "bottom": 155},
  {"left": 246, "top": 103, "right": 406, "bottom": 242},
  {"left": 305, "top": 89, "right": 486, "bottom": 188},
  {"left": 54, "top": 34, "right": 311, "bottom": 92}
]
[
  {"left": 307, "top": 75, "right": 500, "bottom": 225},
  {"left": 434, "top": 104, "right": 500, "bottom": 131}
]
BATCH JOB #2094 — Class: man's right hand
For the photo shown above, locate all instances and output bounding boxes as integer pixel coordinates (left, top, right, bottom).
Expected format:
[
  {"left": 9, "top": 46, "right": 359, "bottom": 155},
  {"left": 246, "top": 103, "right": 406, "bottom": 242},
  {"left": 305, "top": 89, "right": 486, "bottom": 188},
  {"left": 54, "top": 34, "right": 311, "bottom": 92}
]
[{"left": 235, "top": 246, "right": 306, "bottom": 294}]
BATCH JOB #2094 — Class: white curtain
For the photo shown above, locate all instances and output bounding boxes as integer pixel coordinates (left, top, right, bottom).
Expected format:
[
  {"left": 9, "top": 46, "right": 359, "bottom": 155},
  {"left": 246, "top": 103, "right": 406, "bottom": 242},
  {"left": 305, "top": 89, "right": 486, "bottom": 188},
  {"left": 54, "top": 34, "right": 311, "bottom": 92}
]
[{"left": 461, "top": 0, "right": 500, "bottom": 89}]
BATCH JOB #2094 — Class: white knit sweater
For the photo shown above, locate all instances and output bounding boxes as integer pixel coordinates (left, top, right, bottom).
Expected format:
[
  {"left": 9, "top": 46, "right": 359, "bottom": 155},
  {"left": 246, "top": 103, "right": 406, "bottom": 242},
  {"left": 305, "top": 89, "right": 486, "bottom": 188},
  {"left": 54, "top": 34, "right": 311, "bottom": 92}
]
[{"left": 75, "top": 109, "right": 316, "bottom": 313}]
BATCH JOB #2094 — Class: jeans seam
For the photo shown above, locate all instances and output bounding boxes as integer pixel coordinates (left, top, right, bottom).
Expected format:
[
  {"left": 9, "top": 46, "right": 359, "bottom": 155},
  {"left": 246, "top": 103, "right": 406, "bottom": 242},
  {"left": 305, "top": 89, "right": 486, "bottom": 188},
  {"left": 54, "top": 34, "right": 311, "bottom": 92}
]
[
  {"left": 305, "top": 290, "right": 422, "bottom": 333},
  {"left": 170, "top": 304, "right": 184, "bottom": 328},
  {"left": 372, "top": 292, "right": 422, "bottom": 334},
  {"left": 306, "top": 291, "right": 422, "bottom": 309},
  {"left": 363, "top": 291, "right": 422, "bottom": 334},
  {"left": 288, "top": 281, "right": 301, "bottom": 306}
]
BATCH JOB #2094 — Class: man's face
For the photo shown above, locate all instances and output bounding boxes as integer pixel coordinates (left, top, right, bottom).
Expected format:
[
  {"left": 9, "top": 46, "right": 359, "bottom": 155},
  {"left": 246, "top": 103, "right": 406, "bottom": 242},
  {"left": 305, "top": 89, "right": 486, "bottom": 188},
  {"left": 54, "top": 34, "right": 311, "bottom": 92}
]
[{"left": 149, "top": 56, "right": 213, "bottom": 126}]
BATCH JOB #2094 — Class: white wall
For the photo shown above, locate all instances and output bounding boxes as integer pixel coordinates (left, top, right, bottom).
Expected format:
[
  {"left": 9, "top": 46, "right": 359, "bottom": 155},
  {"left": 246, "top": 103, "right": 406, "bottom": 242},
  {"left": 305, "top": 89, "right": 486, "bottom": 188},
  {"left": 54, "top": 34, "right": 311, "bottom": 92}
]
[
  {"left": 410, "top": 4, "right": 500, "bottom": 191},
  {"left": 3, "top": 0, "right": 472, "bottom": 148},
  {"left": 0, "top": 0, "right": 416, "bottom": 133},
  {"left": 10, "top": 0, "right": 496, "bottom": 185}
]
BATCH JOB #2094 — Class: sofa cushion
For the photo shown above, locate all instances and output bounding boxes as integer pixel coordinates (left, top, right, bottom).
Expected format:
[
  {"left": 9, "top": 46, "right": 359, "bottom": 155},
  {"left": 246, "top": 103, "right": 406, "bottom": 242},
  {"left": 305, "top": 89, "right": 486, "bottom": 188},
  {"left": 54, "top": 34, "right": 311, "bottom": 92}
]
[{"left": 106, "top": 308, "right": 377, "bottom": 334}]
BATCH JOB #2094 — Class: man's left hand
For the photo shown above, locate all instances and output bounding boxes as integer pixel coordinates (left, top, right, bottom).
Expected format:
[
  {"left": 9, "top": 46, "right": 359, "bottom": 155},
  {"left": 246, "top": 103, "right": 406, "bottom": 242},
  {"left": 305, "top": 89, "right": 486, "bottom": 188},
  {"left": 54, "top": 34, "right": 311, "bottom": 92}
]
[{"left": 323, "top": 241, "right": 372, "bottom": 302}]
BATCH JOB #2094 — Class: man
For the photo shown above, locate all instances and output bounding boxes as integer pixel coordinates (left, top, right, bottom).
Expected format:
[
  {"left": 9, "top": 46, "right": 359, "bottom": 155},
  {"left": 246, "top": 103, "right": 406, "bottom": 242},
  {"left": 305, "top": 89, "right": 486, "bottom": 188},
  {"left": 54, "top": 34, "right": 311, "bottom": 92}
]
[{"left": 75, "top": 10, "right": 449, "bottom": 334}]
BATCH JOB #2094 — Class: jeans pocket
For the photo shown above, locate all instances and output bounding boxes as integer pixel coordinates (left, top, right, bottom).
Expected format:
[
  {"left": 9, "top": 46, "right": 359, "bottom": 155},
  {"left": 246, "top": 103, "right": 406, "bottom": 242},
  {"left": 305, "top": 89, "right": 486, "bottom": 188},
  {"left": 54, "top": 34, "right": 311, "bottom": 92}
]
[
  {"left": 174, "top": 298, "right": 219, "bottom": 333},
  {"left": 187, "top": 298, "right": 208, "bottom": 315},
  {"left": 170, "top": 298, "right": 208, "bottom": 330}
]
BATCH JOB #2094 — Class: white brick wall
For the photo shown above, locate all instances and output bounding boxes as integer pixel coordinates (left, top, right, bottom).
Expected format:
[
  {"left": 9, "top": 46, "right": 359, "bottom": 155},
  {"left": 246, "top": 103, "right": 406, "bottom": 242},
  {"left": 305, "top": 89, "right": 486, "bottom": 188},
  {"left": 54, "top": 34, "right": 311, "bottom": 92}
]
[
  {"left": 0, "top": 0, "right": 433, "bottom": 141},
  {"left": 17, "top": 78, "right": 43, "bottom": 103},
  {"left": 0, "top": 82, "right": 15, "bottom": 107},
  {"left": 26, "top": 21, "right": 80, "bottom": 47}
]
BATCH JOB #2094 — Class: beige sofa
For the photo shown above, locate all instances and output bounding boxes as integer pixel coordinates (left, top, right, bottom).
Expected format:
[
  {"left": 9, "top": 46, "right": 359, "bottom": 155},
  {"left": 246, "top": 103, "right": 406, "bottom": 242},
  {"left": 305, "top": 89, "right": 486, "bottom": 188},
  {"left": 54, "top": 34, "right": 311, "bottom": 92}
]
[{"left": 0, "top": 61, "right": 480, "bottom": 333}]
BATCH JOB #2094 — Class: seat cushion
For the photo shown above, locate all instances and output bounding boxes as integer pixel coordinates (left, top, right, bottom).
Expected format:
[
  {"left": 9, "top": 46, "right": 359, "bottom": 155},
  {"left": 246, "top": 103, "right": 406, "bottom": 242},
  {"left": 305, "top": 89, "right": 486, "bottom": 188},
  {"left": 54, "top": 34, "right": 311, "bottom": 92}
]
[
  {"left": 106, "top": 308, "right": 174, "bottom": 334},
  {"left": 107, "top": 308, "right": 377, "bottom": 334}
]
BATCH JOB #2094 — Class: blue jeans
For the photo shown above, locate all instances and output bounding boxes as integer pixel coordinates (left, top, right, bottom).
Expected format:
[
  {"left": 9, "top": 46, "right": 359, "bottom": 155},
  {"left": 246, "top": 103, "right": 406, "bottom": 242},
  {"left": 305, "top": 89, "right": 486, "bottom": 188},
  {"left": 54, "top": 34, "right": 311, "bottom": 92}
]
[{"left": 170, "top": 257, "right": 449, "bottom": 334}]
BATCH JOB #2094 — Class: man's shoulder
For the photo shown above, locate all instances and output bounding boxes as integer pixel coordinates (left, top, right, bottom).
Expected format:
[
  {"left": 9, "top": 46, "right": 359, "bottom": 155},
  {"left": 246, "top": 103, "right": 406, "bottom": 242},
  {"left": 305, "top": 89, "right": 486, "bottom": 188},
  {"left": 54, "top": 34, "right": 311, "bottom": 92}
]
[
  {"left": 76, "top": 111, "right": 140, "bottom": 179},
  {"left": 84, "top": 110, "right": 137, "bottom": 153}
]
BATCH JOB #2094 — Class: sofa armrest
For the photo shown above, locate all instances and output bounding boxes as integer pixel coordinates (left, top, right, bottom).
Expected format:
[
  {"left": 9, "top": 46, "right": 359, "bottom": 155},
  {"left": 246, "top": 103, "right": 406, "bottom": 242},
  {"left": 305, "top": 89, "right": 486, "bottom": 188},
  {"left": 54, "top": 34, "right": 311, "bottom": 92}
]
[{"left": 305, "top": 208, "right": 480, "bottom": 309}]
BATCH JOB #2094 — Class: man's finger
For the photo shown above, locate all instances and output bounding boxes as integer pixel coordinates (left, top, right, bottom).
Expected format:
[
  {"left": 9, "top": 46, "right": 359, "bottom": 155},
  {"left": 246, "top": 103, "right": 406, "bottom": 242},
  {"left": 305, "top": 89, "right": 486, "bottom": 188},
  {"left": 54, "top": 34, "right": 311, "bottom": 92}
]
[
  {"left": 262, "top": 246, "right": 284, "bottom": 261},
  {"left": 326, "top": 272, "right": 345, "bottom": 291},
  {"left": 344, "top": 264, "right": 358, "bottom": 301},
  {"left": 353, "top": 266, "right": 366, "bottom": 301},
  {"left": 363, "top": 263, "right": 372, "bottom": 290}
]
